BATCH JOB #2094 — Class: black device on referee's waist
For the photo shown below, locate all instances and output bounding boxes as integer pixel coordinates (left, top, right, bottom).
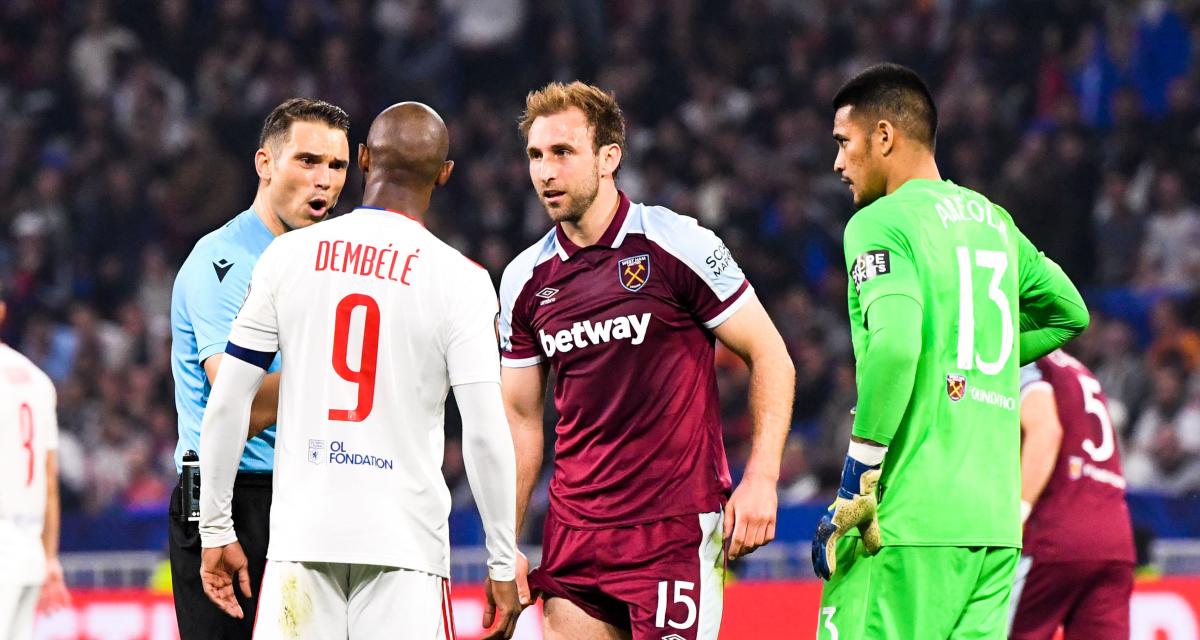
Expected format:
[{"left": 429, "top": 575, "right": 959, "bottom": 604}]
[{"left": 180, "top": 449, "right": 200, "bottom": 523}]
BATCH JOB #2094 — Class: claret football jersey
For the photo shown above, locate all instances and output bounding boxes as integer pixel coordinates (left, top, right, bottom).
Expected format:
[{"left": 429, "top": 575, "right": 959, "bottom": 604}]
[
  {"left": 1020, "top": 351, "right": 1134, "bottom": 563},
  {"left": 499, "top": 192, "right": 753, "bottom": 528}
]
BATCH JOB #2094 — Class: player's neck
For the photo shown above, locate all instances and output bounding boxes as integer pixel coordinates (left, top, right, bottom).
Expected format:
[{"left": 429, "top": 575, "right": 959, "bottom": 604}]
[
  {"left": 885, "top": 153, "right": 941, "bottom": 196},
  {"left": 362, "top": 183, "right": 431, "bottom": 224},
  {"left": 560, "top": 183, "right": 619, "bottom": 248},
  {"left": 250, "top": 192, "right": 287, "bottom": 237}
]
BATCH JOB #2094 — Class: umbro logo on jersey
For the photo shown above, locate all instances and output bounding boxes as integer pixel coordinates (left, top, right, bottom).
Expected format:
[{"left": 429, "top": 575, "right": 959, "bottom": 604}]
[
  {"left": 539, "top": 313, "right": 651, "bottom": 357},
  {"left": 618, "top": 254, "right": 650, "bottom": 291},
  {"left": 536, "top": 287, "right": 559, "bottom": 306},
  {"left": 213, "top": 258, "right": 234, "bottom": 282},
  {"left": 662, "top": 635, "right": 686, "bottom": 640}
]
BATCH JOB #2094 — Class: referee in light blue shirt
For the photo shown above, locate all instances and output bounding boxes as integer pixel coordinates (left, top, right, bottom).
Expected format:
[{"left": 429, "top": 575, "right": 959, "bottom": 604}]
[{"left": 169, "top": 98, "right": 350, "bottom": 639}]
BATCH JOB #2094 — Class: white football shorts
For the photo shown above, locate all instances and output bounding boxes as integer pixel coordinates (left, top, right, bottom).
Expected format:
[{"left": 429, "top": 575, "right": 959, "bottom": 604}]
[
  {"left": 0, "top": 582, "right": 40, "bottom": 640},
  {"left": 253, "top": 561, "right": 454, "bottom": 640}
]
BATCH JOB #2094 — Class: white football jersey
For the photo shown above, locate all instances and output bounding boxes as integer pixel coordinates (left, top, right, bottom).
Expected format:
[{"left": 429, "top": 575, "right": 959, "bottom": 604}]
[
  {"left": 0, "top": 343, "right": 58, "bottom": 585},
  {"left": 228, "top": 207, "right": 501, "bottom": 577}
]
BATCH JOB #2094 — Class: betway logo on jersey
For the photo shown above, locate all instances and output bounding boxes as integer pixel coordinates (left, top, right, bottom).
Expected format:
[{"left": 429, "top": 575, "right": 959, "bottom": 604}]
[{"left": 539, "top": 313, "right": 651, "bottom": 357}]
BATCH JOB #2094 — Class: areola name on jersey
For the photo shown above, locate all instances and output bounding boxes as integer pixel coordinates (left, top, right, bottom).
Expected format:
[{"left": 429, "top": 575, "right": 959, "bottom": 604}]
[
  {"left": 314, "top": 239, "right": 421, "bottom": 284},
  {"left": 932, "top": 191, "right": 1011, "bottom": 244}
]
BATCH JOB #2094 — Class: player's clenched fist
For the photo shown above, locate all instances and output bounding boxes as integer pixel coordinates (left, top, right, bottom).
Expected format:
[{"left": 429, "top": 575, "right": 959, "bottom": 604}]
[
  {"left": 200, "top": 542, "right": 252, "bottom": 619},
  {"left": 482, "top": 577, "right": 521, "bottom": 639},
  {"left": 724, "top": 473, "right": 779, "bottom": 560}
]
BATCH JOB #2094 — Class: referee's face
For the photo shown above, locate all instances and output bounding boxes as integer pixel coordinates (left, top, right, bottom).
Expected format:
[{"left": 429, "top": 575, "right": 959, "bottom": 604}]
[{"left": 263, "top": 121, "right": 351, "bottom": 232}]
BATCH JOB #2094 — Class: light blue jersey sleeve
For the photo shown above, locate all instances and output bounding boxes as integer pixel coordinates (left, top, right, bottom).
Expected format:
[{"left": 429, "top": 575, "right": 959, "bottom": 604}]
[
  {"left": 186, "top": 252, "right": 252, "bottom": 364},
  {"left": 171, "top": 211, "right": 279, "bottom": 473}
]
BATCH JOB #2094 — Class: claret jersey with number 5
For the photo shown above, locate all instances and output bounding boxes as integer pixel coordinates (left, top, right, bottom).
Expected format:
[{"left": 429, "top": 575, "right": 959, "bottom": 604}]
[
  {"left": 226, "top": 206, "right": 501, "bottom": 577},
  {"left": 845, "top": 178, "right": 1069, "bottom": 548}
]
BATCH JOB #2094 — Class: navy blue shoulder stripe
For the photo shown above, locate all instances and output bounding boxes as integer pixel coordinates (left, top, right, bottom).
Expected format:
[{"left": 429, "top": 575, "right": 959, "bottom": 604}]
[{"left": 225, "top": 342, "right": 274, "bottom": 370}]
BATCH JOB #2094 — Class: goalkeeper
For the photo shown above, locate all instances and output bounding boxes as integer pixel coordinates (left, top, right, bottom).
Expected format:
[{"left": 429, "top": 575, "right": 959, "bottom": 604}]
[{"left": 812, "top": 63, "right": 1089, "bottom": 639}]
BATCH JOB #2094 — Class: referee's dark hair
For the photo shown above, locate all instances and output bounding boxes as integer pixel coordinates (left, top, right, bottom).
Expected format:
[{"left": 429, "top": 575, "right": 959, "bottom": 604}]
[
  {"left": 833, "top": 63, "right": 938, "bottom": 151},
  {"left": 258, "top": 98, "right": 350, "bottom": 150}
]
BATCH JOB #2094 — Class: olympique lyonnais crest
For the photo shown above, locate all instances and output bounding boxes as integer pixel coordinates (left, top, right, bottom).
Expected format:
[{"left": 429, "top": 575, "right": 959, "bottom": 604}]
[
  {"left": 946, "top": 374, "right": 967, "bottom": 402},
  {"left": 308, "top": 439, "right": 326, "bottom": 465},
  {"left": 618, "top": 254, "right": 651, "bottom": 292}
]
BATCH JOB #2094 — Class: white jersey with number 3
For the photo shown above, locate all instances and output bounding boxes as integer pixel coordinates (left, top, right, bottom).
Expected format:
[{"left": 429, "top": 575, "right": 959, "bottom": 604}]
[
  {"left": 0, "top": 343, "right": 58, "bottom": 586},
  {"left": 228, "top": 207, "right": 501, "bottom": 577}
]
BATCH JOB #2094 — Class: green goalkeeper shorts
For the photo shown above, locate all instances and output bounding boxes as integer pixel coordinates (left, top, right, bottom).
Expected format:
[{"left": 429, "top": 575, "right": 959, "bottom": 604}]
[{"left": 817, "top": 538, "right": 1019, "bottom": 639}]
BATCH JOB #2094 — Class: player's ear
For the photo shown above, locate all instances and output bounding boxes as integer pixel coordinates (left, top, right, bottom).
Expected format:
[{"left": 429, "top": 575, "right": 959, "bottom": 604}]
[
  {"left": 255, "top": 147, "right": 272, "bottom": 182},
  {"left": 600, "top": 143, "right": 622, "bottom": 179},
  {"left": 877, "top": 120, "right": 894, "bottom": 156},
  {"left": 434, "top": 160, "right": 454, "bottom": 188},
  {"left": 358, "top": 143, "right": 369, "bottom": 173}
]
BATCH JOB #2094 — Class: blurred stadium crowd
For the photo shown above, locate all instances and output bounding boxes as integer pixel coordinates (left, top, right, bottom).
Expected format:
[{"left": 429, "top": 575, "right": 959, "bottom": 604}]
[{"left": 1, "top": 0, "right": 1199, "bottom": 535}]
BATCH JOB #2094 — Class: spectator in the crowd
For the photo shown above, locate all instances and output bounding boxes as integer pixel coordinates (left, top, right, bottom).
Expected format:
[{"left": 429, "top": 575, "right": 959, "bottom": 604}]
[
  {"left": 1125, "top": 361, "right": 1200, "bottom": 494},
  {"left": 1093, "top": 171, "right": 1145, "bottom": 286},
  {"left": 1138, "top": 170, "right": 1200, "bottom": 290},
  {"left": 1092, "top": 318, "right": 1150, "bottom": 430},
  {"left": 1146, "top": 298, "right": 1200, "bottom": 371}
]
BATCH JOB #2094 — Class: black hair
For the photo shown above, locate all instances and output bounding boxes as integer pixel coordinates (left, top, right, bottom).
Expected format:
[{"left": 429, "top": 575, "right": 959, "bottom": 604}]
[
  {"left": 833, "top": 63, "right": 937, "bottom": 149},
  {"left": 258, "top": 98, "right": 350, "bottom": 149}
]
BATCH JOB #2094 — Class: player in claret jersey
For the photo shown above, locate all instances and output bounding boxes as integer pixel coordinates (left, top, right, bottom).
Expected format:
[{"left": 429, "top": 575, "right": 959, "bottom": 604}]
[
  {"left": 199, "top": 103, "right": 520, "bottom": 639},
  {"left": 811, "top": 64, "right": 1089, "bottom": 639},
  {"left": 1009, "top": 350, "right": 1135, "bottom": 640},
  {"left": 500, "top": 81, "right": 796, "bottom": 640}
]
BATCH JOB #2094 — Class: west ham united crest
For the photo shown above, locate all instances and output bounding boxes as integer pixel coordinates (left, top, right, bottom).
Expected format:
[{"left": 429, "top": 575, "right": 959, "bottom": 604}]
[
  {"left": 946, "top": 374, "right": 967, "bottom": 402},
  {"left": 618, "top": 254, "right": 650, "bottom": 292}
]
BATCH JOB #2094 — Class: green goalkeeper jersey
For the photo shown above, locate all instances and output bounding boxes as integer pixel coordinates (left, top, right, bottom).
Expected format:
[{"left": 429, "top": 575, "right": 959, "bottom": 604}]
[{"left": 844, "top": 178, "right": 1085, "bottom": 548}]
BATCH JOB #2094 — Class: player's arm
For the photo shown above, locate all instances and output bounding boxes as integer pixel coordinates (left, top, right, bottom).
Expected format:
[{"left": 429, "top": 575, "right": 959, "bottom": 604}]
[
  {"left": 1015, "top": 228, "right": 1089, "bottom": 364},
  {"left": 850, "top": 295, "right": 922, "bottom": 447},
  {"left": 501, "top": 364, "right": 547, "bottom": 537},
  {"left": 1019, "top": 365, "right": 1062, "bottom": 523},
  {"left": 496, "top": 260, "right": 548, "bottom": 611},
  {"left": 203, "top": 355, "right": 280, "bottom": 439},
  {"left": 447, "top": 268, "right": 520, "bottom": 638},
  {"left": 198, "top": 250, "right": 281, "bottom": 619},
  {"left": 39, "top": 449, "right": 70, "bottom": 610},
  {"left": 811, "top": 294, "right": 921, "bottom": 580},
  {"left": 501, "top": 362, "right": 545, "bottom": 609},
  {"left": 712, "top": 294, "right": 795, "bottom": 559},
  {"left": 455, "top": 381, "right": 521, "bottom": 638},
  {"left": 198, "top": 349, "right": 267, "bottom": 619},
  {"left": 813, "top": 211, "right": 922, "bottom": 580}
]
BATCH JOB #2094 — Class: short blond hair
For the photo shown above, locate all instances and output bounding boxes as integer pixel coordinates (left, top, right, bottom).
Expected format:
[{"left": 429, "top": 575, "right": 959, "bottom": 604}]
[{"left": 518, "top": 81, "right": 626, "bottom": 152}]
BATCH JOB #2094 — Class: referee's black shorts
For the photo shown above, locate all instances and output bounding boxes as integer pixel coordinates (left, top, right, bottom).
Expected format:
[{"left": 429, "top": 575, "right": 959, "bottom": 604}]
[{"left": 168, "top": 471, "right": 272, "bottom": 640}]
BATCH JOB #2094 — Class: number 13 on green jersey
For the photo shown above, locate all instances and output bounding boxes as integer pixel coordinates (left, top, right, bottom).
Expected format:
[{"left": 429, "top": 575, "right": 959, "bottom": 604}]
[{"left": 844, "top": 178, "right": 1085, "bottom": 548}]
